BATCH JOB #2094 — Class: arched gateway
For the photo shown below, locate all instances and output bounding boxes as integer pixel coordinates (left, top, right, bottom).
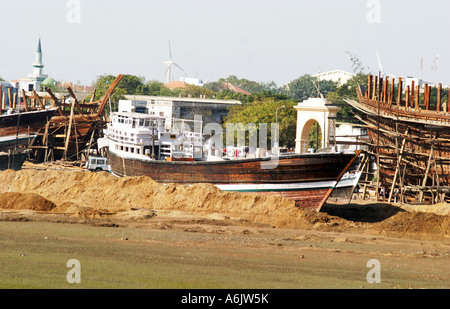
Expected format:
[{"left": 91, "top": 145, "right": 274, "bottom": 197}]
[{"left": 294, "top": 98, "right": 340, "bottom": 153}]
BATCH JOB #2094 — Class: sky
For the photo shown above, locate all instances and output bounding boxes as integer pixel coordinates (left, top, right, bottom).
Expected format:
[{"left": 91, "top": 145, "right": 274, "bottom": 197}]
[{"left": 0, "top": 0, "right": 449, "bottom": 87}]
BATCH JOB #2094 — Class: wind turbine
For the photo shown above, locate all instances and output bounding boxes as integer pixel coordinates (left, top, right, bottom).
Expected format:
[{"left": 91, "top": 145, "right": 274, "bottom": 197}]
[
  {"left": 376, "top": 50, "right": 384, "bottom": 78},
  {"left": 163, "top": 41, "right": 184, "bottom": 83}
]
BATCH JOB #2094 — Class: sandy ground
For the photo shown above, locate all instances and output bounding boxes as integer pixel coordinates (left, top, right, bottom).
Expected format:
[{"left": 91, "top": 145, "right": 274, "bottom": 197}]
[{"left": 0, "top": 165, "right": 449, "bottom": 289}]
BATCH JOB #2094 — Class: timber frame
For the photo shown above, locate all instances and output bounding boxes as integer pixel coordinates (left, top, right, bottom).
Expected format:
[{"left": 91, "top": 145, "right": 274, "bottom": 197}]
[
  {"left": 24, "top": 74, "right": 124, "bottom": 162},
  {"left": 345, "top": 74, "right": 450, "bottom": 204}
]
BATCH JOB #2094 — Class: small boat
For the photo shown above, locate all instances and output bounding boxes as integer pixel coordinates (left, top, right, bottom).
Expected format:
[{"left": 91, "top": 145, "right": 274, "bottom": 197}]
[{"left": 101, "top": 111, "right": 359, "bottom": 211}]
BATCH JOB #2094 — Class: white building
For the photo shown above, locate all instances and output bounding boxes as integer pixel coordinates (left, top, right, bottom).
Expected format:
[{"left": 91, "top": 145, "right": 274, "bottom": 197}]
[
  {"left": 334, "top": 122, "right": 369, "bottom": 151},
  {"left": 120, "top": 95, "right": 241, "bottom": 124},
  {"left": 179, "top": 77, "right": 204, "bottom": 87},
  {"left": 313, "top": 70, "right": 355, "bottom": 86}
]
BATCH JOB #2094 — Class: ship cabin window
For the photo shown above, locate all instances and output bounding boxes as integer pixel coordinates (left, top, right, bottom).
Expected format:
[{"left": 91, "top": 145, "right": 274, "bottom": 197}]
[{"left": 139, "top": 119, "right": 145, "bottom": 127}]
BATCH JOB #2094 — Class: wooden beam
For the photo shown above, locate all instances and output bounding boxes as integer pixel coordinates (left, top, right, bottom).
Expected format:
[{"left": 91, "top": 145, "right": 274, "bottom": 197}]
[
  {"left": 0, "top": 84, "right": 3, "bottom": 111},
  {"left": 415, "top": 85, "right": 420, "bottom": 110},
  {"left": 383, "top": 77, "right": 388, "bottom": 103},
  {"left": 437, "top": 83, "right": 442, "bottom": 112},
  {"left": 368, "top": 75, "right": 373, "bottom": 99},
  {"left": 389, "top": 78, "right": 395, "bottom": 106},
  {"left": 90, "top": 89, "right": 96, "bottom": 103},
  {"left": 7, "top": 88, "right": 12, "bottom": 109},
  {"left": 373, "top": 76, "right": 378, "bottom": 99},
  {"left": 405, "top": 86, "right": 410, "bottom": 108},
  {"left": 388, "top": 128, "right": 409, "bottom": 203},
  {"left": 43, "top": 121, "right": 50, "bottom": 163},
  {"left": 13, "top": 92, "right": 17, "bottom": 109},
  {"left": 378, "top": 77, "right": 384, "bottom": 102},
  {"left": 32, "top": 90, "right": 45, "bottom": 109},
  {"left": 46, "top": 88, "right": 64, "bottom": 117},
  {"left": 1, "top": 92, "right": 5, "bottom": 111},
  {"left": 66, "top": 86, "right": 84, "bottom": 115},
  {"left": 419, "top": 143, "right": 435, "bottom": 203},
  {"left": 21, "top": 90, "right": 29, "bottom": 112},
  {"left": 424, "top": 84, "right": 429, "bottom": 110},
  {"left": 97, "top": 74, "right": 124, "bottom": 117},
  {"left": 397, "top": 77, "right": 402, "bottom": 105},
  {"left": 64, "top": 100, "right": 75, "bottom": 160}
]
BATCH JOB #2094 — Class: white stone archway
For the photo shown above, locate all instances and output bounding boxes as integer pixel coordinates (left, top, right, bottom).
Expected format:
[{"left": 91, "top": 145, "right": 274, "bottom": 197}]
[{"left": 294, "top": 98, "right": 340, "bottom": 154}]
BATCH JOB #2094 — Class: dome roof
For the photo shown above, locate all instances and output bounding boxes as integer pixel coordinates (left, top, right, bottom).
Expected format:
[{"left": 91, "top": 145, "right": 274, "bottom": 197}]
[{"left": 42, "top": 77, "right": 56, "bottom": 85}]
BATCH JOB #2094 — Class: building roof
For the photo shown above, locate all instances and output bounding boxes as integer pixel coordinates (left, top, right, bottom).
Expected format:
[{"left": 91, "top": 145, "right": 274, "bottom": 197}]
[
  {"left": 164, "top": 81, "right": 188, "bottom": 89},
  {"left": 42, "top": 77, "right": 56, "bottom": 86},
  {"left": 222, "top": 83, "right": 252, "bottom": 95}
]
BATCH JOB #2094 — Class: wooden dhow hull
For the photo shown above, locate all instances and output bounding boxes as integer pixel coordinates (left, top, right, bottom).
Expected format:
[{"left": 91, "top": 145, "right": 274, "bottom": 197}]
[
  {"left": 345, "top": 74, "right": 450, "bottom": 204},
  {"left": 0, "top": 109, "right": 56, "bottom": 137},
  {"left": 108, "top": 150, "right": 359, "bottom": 211}
]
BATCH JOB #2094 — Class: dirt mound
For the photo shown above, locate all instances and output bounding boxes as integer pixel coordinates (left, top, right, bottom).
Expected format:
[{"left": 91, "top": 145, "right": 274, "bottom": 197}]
[
  {"left": 0, "top": 192, "right": 56, "bottom": 211},
  {"left": 374, "top": 211, "right": 450, "bottom": 238},
  {"left": 0, "top": 169, "right": 448, "bottom": 235},
  {"left": 0, "top": 169, "right": 307, "bottom": 228}
]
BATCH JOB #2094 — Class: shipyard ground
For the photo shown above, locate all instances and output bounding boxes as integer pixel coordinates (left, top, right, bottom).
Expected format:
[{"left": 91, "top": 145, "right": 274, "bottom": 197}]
[{"left": 0, "top": 166, "right": 448, "bottom": 289}]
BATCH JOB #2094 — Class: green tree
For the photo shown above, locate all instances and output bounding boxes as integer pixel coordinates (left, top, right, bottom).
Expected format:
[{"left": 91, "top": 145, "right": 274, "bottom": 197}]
[
  {"left": 181, "top": 84, "right": 216, "bottom": 98},
  {"left": 284, "top": 74, "right": 338, "bottom": 101},
  {"left": 89, "top": 74, "right": 128, "bottom": 113},
  {"left": 224, "top": 98, "right": 297, "bottom": 149},
  {"left": 204, "top": 75, "right": 278, "bottom": 95},
  {"left": 144, "top": 80, "right": 182, "bottom": 97},
  {"left": 309, "top": 122, "right": 322, "bottom": 149}
]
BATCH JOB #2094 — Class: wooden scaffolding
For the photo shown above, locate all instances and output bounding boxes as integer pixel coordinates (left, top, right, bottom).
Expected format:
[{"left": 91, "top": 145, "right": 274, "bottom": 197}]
[
  {"left": 26, "top": 74, "right": 123, "bottom": 162},
  {"left": 345, "top": 74, "right": 450, "bottom": 204}
]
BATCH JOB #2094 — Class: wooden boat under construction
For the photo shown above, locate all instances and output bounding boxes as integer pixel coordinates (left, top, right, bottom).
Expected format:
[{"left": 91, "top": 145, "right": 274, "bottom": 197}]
[
  {"left": 0, "top": 92, "right": 57, "bottom": 170},
  {"left": 23, "top": 74, "right": 124, "bottom": 162},
  {"left": 103, "top": 111, "right": 359, "bottom": 211},
  {"left": 345, "top": 74, "right": 450, "bottom": 204}
]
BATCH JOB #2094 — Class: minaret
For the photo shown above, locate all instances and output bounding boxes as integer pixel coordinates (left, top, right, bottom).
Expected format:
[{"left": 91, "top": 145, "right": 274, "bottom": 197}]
[
  {"left": 27, "top": 38, "right": 48, "bottom": 91},
  {"left": 33, "top": 38, "right": 44, "bottom": 77}
]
